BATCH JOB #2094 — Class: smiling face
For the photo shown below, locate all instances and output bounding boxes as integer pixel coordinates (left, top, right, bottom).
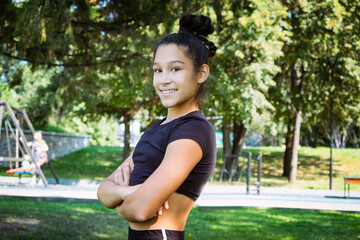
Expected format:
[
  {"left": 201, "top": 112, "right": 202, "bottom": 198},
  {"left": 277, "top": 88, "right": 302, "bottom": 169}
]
[{"left": 153, "top": 44, "right": 208, "bottom": 116}]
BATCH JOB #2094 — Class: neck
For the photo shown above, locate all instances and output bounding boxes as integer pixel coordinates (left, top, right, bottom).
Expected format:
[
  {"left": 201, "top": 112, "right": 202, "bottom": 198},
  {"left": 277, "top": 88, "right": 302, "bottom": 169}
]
[{"left": 165, "top": 105, "right": 199, "bottom": 124}]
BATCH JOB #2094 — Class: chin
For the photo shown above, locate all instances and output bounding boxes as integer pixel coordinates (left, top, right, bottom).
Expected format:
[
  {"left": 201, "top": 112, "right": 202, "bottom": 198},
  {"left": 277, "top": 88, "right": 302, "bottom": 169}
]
[
  {"left": 162, "top": 103, "right": 175, "bottom": 109},
  {"left": 160, "top": 100, "right": 175, "bottom": 108}
]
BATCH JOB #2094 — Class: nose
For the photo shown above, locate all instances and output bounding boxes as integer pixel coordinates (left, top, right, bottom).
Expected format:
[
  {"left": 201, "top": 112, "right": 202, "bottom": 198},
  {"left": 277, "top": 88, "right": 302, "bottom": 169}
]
[{"left": 158, "top": 70, "right": 171, "bottom": 84}]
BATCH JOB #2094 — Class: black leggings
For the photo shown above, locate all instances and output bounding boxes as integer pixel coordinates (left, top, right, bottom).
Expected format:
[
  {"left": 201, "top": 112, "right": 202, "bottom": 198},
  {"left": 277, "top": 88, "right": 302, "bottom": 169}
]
[{"left": 128, "top": 227, "right": 184, "bottom": 240}]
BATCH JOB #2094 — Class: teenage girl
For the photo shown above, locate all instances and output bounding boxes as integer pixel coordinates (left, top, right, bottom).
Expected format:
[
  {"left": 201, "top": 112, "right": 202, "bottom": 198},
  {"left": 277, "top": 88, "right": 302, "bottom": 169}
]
[{"left": 97, "top": 13, "right": 217, "bottom": 240}]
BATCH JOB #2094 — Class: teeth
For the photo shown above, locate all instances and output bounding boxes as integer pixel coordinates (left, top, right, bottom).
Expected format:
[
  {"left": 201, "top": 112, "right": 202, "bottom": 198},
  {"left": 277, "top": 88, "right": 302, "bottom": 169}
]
[{"left": 162, "top": 89, "right": 176, "bottom": 94}]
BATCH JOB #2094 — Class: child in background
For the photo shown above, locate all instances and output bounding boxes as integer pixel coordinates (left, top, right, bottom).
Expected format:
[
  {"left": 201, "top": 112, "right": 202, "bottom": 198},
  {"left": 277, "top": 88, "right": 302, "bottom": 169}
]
[{"left": 27, "top": 131, "right": 49, "bottom": 185}]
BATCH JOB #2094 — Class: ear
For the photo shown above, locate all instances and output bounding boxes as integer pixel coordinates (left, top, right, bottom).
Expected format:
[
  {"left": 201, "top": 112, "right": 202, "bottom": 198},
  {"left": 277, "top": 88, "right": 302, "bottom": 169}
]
[{"left": 197, "top": 64, "right": 209, "bottom": 84}]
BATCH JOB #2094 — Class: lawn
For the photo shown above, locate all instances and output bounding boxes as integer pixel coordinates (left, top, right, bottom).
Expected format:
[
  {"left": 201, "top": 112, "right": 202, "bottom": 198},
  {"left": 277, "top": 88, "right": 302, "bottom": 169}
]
[
  {"left": 1, "top": 146, "right": 360, "bottom": 191},
  {"left": 0, "top": 198, "right": 359, "bottom": 240},
  {"left": 241, "top": 146, "right": 360, "bottom": 190}
]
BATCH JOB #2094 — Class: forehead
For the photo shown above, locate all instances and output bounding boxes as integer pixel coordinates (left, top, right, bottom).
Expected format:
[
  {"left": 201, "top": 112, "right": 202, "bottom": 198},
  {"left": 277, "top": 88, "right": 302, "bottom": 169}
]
[{"left": 154, "top": 44, "right": 191, "bottom": 65}]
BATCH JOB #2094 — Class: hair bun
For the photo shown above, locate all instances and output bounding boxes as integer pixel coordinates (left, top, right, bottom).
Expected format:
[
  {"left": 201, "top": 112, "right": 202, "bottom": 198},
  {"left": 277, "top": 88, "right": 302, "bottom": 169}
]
[
  {"left": 179, "top": 14, "right": 214, "bottom": 37},
  {"left": 179, "top": 13, "right": 217, "bottom": 57}
]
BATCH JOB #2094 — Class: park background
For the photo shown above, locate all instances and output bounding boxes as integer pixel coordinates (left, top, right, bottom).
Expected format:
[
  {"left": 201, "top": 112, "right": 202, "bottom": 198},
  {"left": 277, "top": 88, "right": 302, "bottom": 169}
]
[{"left": 0, "top": 0, "right": 360, "bottom": 239}]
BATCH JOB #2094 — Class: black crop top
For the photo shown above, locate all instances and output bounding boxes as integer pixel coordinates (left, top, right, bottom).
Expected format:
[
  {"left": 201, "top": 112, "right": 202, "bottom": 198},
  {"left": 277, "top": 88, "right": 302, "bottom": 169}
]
[{"left": 129, "top": 111, "right": 216, "bottom": 200}]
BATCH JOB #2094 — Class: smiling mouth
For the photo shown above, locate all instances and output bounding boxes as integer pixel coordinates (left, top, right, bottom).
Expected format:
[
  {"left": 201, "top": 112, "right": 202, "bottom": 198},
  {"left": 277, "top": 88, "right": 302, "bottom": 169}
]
[{"left": 161, "top": 89, "right": 177, "bottom": 95}]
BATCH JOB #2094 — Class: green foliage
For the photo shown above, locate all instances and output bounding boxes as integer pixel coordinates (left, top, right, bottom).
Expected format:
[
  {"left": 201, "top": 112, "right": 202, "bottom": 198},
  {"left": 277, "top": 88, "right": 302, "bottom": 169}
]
[
  {"left": 0, "top": 0, "right": 359, "bottom": 150},
  {"left": 205, "top": 0, "right": 291, "bottom": 130},
  {"left": 51, "top": 115, "right": 121, "bottom": 146},
  {"left": 40, "top": 124, "right": 68, "bottom": 133},
  {"left": 0, "top": 0, "right": 203, "bottom": 128},
  {"left": 269, "top": 0, "right": 360, "bottom": 146}
]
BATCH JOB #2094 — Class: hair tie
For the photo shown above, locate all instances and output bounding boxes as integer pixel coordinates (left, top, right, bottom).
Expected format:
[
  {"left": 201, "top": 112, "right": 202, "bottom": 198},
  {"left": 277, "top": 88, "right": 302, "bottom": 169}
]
[
  {"left": 178, "top": 26, "right": 192, "bottom": 34},
  {"left": 178, "top": 26, "right": 216, "bottom": 57}
]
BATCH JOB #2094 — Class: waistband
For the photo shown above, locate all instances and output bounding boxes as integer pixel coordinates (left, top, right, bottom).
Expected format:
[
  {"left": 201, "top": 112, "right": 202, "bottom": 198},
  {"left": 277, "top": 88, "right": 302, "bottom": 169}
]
[{"left": 128, "top": 227, "right": 185, "bottom": 240}]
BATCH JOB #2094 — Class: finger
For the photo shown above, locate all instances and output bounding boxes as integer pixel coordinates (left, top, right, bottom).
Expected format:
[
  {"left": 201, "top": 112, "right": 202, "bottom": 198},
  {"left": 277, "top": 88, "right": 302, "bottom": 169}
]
[
  {"left": 122, "top": 163, "right": 131, "bottom": 185},
  {"left": 164, "top": 201, "right": 169, "bottom": 210},
  {"left": 157, "top": 206, "right": 163, "bottom": 215},
  {"left": 114, "top": 172, "right": 120, "bottom": 185},
  {"left": 115, "top": 170, "right": 124, "bottom": 185}
]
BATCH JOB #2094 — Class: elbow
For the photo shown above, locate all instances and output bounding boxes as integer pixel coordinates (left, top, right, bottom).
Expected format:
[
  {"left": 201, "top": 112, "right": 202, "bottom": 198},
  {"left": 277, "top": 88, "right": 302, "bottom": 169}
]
[
  {"left": 97, "top": 184, "right": 116, "bottom": 209},
  {"left": 133, "top": 210, "right": 153, "bottom": 223},
  {"left": 121, "top": 205, "right": 155, "bottom": 223},
  {"left": 96, "top": 187, "right": 106, "bottom": 207}
]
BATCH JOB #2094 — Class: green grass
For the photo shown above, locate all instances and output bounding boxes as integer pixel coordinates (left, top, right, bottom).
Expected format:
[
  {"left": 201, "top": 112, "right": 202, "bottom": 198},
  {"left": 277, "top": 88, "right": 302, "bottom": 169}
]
[
  {"left": 1, "top": 146, "right": 124, "bottom": 181},
  {"left": 41, "top": 146, "right": 125, "bottom": 181},
  {"left": 0, "top": 198, "right": 359, "bottom": 240},
  {"left": 1, "top": 146, "right": 360, "bottom": 190},
  {"left": 212, "top": 146, "right": 360, "bottom": 191},
  {"left": 243, "top": 146, "right": 360, "bottom": 190}
]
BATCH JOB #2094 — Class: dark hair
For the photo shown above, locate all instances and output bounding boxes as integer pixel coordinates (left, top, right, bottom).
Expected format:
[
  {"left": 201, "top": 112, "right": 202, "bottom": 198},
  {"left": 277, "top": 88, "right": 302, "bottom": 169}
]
[{"left": 153, "top": 13, "right": 217, "bottom": 106}]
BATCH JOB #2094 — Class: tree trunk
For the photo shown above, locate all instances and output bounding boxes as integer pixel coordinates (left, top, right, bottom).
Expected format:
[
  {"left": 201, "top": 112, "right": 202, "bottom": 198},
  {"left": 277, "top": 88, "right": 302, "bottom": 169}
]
[
  {"left": 349, "top": 127, "right": 359, "bottom": 148},
  {"left": 283, "top": 119, "right": 293, "bottom": 177},
  {"left": 283, "top": 138, "right": 292, "bottom": 177},
  {"left": 222, "top": 120, "right": 231, "bottom": 155},
  {"left": 312, "top": 123, "right": 318, "bottom": 148},
  {"left": 232, "top": 121, "right": 247, "bottom": 155},
  {"left": 122, "top": 112, "right": 131, "bottom": 161},
  {"left": 285, "top": 63, "right": 305, "bottom": 182},
  {"left": 289, "top": 109, "right": 302, "bottom": 183},
  {"left": 223, "top": 120, "right": 247, "bottom": 180},
  {"left": 221, "top": 120, "right": 232, "bottom": 179}
]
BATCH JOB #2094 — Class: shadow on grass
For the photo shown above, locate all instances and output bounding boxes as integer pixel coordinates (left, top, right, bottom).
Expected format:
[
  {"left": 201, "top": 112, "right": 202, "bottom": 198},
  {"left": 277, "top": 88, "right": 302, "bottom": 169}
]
[
  {"left": 1, "top": 198, "right": 359, "bottom": 240},
  {"left": 0, "top": 198, "right": 128, "bottom": 240}
]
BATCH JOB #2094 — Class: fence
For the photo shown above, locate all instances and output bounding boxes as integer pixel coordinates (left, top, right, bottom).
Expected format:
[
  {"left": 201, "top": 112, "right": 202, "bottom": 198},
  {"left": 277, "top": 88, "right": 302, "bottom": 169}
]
[{"left": 210, "top": 152, "right": 262, "bottom": 194}]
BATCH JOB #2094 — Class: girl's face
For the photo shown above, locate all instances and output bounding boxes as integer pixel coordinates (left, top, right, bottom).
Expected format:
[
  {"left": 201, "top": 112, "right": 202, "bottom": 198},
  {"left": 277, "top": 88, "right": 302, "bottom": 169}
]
[
  {"left": 153, "top": 44, "right": 205, "bottom": 112},
  {"left": 34, "top": 132, "right": 42, "bottom": 141}
]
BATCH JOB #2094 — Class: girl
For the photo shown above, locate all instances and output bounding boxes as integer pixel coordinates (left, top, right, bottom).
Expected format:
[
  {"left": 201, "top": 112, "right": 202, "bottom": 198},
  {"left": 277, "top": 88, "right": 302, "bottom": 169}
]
[
  {"left": 28, "top": 131, "right": 49, "bottom": 185},
  {"left": 97, "top": 13, "right": 217, "bottom": 240}
]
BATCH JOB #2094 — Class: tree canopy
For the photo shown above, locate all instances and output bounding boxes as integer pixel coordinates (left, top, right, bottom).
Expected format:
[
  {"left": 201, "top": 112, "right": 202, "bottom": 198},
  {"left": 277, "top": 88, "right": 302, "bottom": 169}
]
[{"left": 1, "top": 0, "right": 359, "bottom": 179}]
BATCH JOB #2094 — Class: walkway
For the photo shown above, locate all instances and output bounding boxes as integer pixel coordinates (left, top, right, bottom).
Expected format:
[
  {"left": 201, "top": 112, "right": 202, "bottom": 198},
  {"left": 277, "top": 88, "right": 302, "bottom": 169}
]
[{"left": 0, "top": 176, "right": 359, "bottom": 212}]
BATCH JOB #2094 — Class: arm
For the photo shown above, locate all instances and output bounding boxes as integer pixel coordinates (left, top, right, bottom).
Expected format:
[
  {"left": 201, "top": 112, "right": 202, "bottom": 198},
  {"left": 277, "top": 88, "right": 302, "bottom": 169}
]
[
  {"left": 97, "top": 152, "right": 139, "bottom": 209},
  {"left": 116, "top": 139, "right": 203, "bottom": 222},
  {"left": 41, "top": 140, "right": 49, "bottom": 152}
]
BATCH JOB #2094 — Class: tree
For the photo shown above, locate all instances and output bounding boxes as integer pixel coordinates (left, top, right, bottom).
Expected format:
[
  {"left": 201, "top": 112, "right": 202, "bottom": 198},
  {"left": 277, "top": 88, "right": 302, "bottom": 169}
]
[
  {"left": 270, "top": 0, "right": 360, "bottom": 182},
  {"left": 0, "top": 0, "right": 204, "bottom": 158},
  {"left": 204, "top": 0, "right": 290, "bottom": 178}
]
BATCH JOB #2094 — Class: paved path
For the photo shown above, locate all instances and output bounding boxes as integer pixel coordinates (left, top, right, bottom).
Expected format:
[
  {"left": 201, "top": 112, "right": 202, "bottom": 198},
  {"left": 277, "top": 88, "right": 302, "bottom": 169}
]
[{"left": 0, "top": 176, "right": 359, "bottom": 212}]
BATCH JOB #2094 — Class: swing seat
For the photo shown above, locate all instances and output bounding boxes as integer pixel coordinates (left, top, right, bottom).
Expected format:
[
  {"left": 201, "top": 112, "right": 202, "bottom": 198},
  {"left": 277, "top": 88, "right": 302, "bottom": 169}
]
[{"left": 6, "top": 163, "right": 36, "bottom": 174}]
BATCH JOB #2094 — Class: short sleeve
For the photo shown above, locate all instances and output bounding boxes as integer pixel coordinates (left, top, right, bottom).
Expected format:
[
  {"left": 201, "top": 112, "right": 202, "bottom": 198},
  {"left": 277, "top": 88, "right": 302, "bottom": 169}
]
[{"left": 168, "top": 118, "right": 213, "bottom": 157}]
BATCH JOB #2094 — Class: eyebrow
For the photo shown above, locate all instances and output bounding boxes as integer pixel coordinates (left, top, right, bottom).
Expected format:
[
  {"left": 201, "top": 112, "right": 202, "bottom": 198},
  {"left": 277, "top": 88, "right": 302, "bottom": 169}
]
[{"left": 153, "top": 60, "right": 185, "bottom": 66}]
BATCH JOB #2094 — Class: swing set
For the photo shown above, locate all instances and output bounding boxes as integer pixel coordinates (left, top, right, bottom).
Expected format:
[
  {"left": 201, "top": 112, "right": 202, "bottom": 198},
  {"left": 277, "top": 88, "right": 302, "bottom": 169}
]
[{"left": 0, "top": 101, "right": 59, "bottom": 187}]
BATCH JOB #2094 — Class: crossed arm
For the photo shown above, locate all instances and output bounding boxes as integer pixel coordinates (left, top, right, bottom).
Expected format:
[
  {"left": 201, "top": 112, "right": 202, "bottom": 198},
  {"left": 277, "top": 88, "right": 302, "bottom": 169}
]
[
  {"left": 97, "top": 139, "right": 203, "bottom": 223},
  {"left": 97, "top": 152, "right": 138, "bottom": 208}
]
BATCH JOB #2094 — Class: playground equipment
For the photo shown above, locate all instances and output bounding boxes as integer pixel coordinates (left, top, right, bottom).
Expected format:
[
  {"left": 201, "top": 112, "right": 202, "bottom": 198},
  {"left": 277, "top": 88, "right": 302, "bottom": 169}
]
[
  {"left": 0, "top": 101, "right": 59, "bottom": 186},
  {"left": 211, "top": 151, "right": 262, "bottom": 194}
]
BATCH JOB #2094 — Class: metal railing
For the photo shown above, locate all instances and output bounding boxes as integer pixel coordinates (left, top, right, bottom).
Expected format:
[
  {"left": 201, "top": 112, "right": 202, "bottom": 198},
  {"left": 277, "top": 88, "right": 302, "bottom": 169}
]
[{"left": 210, "top": 151, "right": 262, "bottom": 194}]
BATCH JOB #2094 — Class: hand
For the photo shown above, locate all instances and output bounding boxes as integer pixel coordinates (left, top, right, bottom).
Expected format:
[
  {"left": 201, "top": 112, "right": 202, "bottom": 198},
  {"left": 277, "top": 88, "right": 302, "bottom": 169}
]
[
  {"left": 157, "top": 201, "right": 169, "bottom": 216},
  {"left": 114, "top": 163, "right": 132, "bottom": 186}
]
